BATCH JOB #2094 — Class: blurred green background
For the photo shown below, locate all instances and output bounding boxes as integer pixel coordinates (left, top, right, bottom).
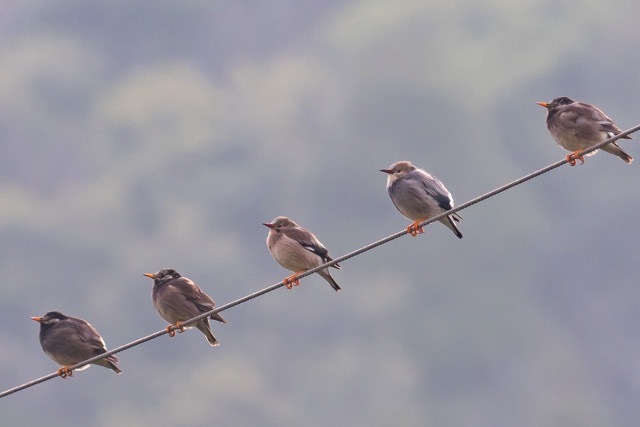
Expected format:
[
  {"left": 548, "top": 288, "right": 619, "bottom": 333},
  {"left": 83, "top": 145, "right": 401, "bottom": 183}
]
[{"left": 1, "top": 1, "right": 639, "bottom": 426}]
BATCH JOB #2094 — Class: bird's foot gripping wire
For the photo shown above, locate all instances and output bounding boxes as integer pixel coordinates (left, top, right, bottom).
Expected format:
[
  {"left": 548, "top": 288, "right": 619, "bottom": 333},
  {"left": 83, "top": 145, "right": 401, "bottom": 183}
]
[
  {"left": 283, "top": 274, "right": 301, "bottom": 289},
  {"left": 566, "top": 150, "right": 585, "bottom": 166},
  {"left": 166, "top": 322, "right": 185, "bottom": 337},
  {"left": 407, "top": 221, "right": 425, "bottom": 237},
  {"left": 57, "top": 366, "right": 73, "bottom": 379}
]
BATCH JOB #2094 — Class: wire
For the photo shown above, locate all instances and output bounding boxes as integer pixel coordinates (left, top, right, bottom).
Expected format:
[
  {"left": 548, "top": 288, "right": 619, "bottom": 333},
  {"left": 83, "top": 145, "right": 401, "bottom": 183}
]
[{"left": 1, "top": 125, "right": 638, "bottom": 399}]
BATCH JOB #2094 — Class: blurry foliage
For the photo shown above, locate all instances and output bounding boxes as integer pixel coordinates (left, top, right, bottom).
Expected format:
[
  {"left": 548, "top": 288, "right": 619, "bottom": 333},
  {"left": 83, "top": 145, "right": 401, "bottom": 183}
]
[{"left": 1, "top": 1, "right": 639, "bottom": 426}]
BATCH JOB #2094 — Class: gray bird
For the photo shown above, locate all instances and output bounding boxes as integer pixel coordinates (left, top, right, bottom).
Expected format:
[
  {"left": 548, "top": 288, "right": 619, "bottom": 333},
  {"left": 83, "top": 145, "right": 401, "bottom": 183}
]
[
  {"left": 144, "top": 268, "right": 227, "bottom": 347},
  {"left": 381, "top": 161, "right": 462, "bottom": 238},
  {"left": 537, "top": 97, "right": 633, "bottom": 165},
  {"left": 263, "top": 216, "right": 341, "bottom": 291},
  {"left": 31, "top": 311, "right": 121, "bottom": 378}
]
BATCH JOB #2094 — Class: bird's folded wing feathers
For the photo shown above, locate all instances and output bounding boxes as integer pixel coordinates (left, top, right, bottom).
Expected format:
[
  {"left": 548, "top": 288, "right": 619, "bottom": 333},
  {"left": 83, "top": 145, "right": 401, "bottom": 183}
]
[
  {"left": 598, "top": 121, "right": 631, "bottom": 138},
  {"left": 69, "top": 320, "right": 108, "bottom": 350},
  {"left": 174, "top": 278, "right": 216, "bottom": 310},
  {"left": 284, "top": 228, "right": 328, "bottom": 256},
  {"left": 284, "top": 227, "right": 340, "bottom": 268},
  {"left": 411, "top": 172, "right": 455, "bottom": 211}
]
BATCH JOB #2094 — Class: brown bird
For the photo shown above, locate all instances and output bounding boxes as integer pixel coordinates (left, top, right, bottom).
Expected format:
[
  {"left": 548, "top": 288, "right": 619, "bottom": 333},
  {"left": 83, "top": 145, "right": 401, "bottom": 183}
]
[
  {"left": 32, "top": 311, "right": 121, "bottom": 378},
  {"left": 264, "top": 216, "right": 341, "bottom": 291},
  {"left": 144, "top": 268, "right": 227, "bottom": 346},
  {"left": 537, "top": 96, "right": 633, "bottom": 165}
]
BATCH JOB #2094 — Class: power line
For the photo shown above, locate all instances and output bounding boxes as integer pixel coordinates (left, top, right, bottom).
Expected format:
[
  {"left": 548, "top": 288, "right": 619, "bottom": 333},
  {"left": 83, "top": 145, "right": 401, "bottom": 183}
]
[{"left": 1, "top": 125, "right": 638, "bottom": 399}]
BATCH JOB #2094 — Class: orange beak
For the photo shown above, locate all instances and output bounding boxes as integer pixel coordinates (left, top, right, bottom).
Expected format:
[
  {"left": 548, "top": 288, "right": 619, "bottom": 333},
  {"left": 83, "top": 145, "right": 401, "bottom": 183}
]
[
  {"left": 31, "top": 316, "right": 44, "bottom": 323},
  {"left": 536, "top": 101, "right": 549, "bottom": 108},
  {"left": 143, "top": 273, "right": 156, "bottom": 279}
]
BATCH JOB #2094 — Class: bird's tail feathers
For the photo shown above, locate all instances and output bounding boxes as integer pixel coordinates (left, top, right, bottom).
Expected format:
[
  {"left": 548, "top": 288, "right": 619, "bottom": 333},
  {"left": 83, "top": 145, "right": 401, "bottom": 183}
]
[
  {"left": 443, "top": 216, "right": 463, "bottom": 239},
  {"left": 197, "top": 321, "right": 220, "bottom": 347},
  {"left": 602, "top": 142, "right": 633, "bottom": 164},
  {"left": 319, "top": 269, "right": 341, "bottom": 291},
  {"left": 95, "top": 355, "right": 122, "bottom": 374}
]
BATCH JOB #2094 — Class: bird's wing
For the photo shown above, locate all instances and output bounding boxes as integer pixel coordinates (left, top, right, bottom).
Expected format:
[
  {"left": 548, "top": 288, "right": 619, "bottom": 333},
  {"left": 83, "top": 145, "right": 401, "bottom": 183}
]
[
  {"left": 594, "top": 118, "right": 628, "bottom": 138},
  {"left": 572, "top": 103, "right": 630, "bottom": 139},
  {"left": 410, "top": 170, "right": 455, "bottom": 211},
  {"left": 283, "top": 227, "right": 329, "bottom": 258},
  {"left": 66, "top": 318, "right": 108, "bottom": 352},
  {"left": 282, "top": 227, "right": 339, "bottom": 268},
  {"left": 169, "top": 277, "right": 216, "bottom": 314}
]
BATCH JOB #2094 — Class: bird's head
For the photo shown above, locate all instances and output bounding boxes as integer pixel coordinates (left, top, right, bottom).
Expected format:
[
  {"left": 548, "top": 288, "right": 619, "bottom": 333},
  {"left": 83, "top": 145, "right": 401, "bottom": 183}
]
[
  {"left": 380, "top": 161, "right": 416, "bottom": 183},
  {"left": 537, "top": 96, "right": 574, "bottom": 110},
  {"left": 31, "top": 311, "right": 68, "bottom": 325},
  {"left": 143, "top": 268, "right": 181, "bottom": 285},
  {"left": 263, "top": 216, "right": 297, "bottom": 233}
]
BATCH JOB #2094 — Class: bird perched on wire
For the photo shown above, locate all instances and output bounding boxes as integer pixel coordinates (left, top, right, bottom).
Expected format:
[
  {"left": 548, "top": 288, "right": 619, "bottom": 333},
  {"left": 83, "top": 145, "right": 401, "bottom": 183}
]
[
  {"left": 381, "top": 160, "right": 463, "bottom": 238},
  {"left": 31, "top": 311, "right": 121, "bottom": 378},
  {"left": 537, "top": 96, "right": 633, "bottom": 165},
  {"left": 263, "top": 216, "right": 341, "bottom": 291},
  {"left": 143, "top": 268, "right": 227, "bottom": 347}
]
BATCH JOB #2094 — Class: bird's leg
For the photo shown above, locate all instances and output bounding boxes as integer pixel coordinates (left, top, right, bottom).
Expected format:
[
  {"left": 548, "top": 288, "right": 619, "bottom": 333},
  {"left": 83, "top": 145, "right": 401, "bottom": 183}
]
[
  {"left": 283, "top": 273, "right": 301, "bottom": 289},
  {"left": 165, "top": 322, "right": 185, "bottom": 337},
  {"left": 566, "top": 150, "right": 585, "bottom": 166},
  {"left": 57, "top": 366, "right": 73, "bottom": 379},
  {"left": 407, "top": 221, "right": 425, "bottom": 237}
]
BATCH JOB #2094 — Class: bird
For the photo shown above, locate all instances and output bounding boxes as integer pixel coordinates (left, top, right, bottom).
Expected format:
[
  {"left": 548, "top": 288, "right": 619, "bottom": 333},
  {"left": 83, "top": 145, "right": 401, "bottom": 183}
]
[
  {"left": 537, "top": 96, "right": 633, "bottom": 165},
  {"left": 143, "top": 268, "right": 227, "bottom": 347},
  {"left": 381, "top": 160, "right": 463, "bottom": 238},
  {"left": 31, "top": 311, "right": 121, "bottom": 378},
  {"left": 263, "top": 216, "right": 341, "bottom": 291}
]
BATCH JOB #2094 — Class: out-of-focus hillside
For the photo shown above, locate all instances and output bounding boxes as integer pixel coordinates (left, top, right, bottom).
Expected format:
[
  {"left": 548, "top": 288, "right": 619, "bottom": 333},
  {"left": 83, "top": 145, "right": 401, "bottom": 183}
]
[{"left": 1, "top": 1, "right": 639, "bottom": 426}]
